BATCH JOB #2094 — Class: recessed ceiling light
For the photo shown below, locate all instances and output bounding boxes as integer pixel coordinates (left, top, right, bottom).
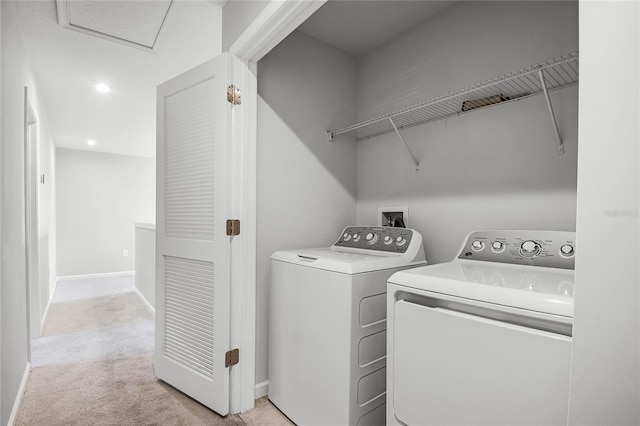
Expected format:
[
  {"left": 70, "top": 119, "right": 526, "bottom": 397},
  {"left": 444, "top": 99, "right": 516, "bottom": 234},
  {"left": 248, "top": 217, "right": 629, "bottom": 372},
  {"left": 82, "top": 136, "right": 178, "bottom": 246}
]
[
  {"left": 87, "top": 139, "right": 96, "bottom": 146},
  {"left": 95, "top": 83, "right": 111, "bottom": 93}
]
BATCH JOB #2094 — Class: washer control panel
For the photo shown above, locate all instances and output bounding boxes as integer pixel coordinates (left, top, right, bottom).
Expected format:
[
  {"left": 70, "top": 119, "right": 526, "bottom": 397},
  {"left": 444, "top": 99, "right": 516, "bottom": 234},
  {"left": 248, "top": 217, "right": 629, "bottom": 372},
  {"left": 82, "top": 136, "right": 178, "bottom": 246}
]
[
  {"left": 458, "top": 230, "right": 576, "bottom": 269},
  {"left": 334, "top": 226, "right": 414, "bottom": 253}
]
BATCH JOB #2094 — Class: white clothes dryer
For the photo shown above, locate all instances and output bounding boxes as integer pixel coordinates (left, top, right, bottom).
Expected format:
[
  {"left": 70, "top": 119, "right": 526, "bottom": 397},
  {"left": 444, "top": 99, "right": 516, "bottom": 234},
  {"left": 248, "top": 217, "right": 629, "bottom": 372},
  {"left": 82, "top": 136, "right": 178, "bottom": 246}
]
[
  {"left": 269, "top": 226, "right": 426, "bottom": 426},
  {"left": 387, "top": 230, "right": 575, "bottom": 426}
]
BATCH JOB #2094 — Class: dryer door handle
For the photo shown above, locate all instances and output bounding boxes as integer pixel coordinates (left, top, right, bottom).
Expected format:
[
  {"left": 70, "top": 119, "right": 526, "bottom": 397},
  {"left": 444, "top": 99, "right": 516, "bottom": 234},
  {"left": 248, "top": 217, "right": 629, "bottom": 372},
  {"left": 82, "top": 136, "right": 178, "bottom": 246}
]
[{"left": 297, "top": 255, "right": 318, "bottom": 261}]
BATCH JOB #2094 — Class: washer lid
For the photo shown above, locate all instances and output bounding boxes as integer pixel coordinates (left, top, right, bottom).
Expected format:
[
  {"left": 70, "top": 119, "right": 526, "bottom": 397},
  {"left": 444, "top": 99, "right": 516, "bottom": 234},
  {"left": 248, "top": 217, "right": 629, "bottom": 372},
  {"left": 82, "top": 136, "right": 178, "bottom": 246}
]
[
  {"left": 271, "top": 247, "right": 426, "bottom": 274},
  {"left": 388, "top": 260, "right": 574, "bottom": 318}
]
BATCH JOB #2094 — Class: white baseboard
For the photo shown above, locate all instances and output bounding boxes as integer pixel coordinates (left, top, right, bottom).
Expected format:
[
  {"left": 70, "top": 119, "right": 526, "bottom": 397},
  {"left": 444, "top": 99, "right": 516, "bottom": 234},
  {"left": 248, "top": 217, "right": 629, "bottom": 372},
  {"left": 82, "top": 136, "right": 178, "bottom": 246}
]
[
  {"left": 255, "top": 380, "right": 268, "bottom": 399},
  {"left": 8, "top": 363, "right": 31, "bottom": 426},
  {"left": 57, "top": 270, "right": 135, "bottom": 281},
  {"left": 134, "top": 287, "right": 155, "bottom": 316},
  {"left": 41, "top": 299, "right": 51, "bottom": 332},
  {"left": 50, "top": 276, "right": 58, "bottom": 302}
]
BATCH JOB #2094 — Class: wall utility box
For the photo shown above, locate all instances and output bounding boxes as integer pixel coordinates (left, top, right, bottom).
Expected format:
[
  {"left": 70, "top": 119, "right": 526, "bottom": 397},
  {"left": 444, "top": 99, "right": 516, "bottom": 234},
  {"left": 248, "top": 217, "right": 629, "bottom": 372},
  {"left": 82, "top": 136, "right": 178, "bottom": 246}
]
[{"left": 378, "top": 206, "right": 408, "bottom": 228}]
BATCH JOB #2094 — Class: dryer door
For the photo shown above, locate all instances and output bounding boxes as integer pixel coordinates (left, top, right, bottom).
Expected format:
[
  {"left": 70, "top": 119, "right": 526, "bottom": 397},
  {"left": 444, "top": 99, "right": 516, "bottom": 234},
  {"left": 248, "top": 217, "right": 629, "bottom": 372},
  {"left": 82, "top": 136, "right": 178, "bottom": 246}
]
[{"left": 392, "top": 299, "right": 572, "bottom": 426}]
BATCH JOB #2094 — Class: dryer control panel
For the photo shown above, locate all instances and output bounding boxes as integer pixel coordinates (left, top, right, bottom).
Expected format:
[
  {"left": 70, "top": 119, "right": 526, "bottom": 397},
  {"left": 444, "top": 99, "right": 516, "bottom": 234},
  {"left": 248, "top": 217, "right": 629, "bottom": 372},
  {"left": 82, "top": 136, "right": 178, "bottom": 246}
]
[
  {"left": 334, "top": 226, "right": 415, "bottom": 253},
  {"left": 457, "top": 230, "right": 576, "bottom": 270}
]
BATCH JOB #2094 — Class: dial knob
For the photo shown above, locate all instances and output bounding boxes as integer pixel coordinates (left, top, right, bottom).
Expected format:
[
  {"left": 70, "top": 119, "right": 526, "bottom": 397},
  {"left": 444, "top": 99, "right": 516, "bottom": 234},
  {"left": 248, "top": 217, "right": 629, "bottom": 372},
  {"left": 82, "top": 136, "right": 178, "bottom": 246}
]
[
  {"left": 491, "top": 241, "right": 504, "bottom": 252},
  {"left": 352, "top": 233, "right": 361, "bottom": 242},
  {"left": 365, "top": 232, "right": 378, "bottom": 245},
  {"left": 342, "top": 232, "right": 351, "bottom": 241},
  {"left": 384, "top": 235, "right": 393, "bottom": 245},
  {"left": 560, "top": 244, "right": 574, "bottom": 256},
  {"left": 471, "top": 240, "right": 484, "bottom": 251},
  {"left": 520, "top": 240, "right": 541, "bottom": 256},
  {"left": 396, "top": 236, "right": 406, "bottom": 246}
]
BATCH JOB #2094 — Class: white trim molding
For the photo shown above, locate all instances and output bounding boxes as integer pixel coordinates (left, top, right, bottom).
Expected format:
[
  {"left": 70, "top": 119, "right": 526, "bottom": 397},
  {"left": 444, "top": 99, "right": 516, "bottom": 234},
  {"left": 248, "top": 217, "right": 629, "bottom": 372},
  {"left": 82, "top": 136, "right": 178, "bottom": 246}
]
[
  {"left": 226, "top": 0, "right": 327, "bottom": 414},
  {"left": 57, "top": 270, "right": 135, "bottom": 281},
  {"left": 134, "top": 222, "right": 155, "bottom": 231},
  {"left": 134, "top": 287, "right": 155, "bottom": 316},
  {"left": 254, "top": 380, "right": 268, "bottom": 400},
  {"left": 55, "top": 0, "right": 176, "bottom": 53},
  {"left": 229, "top": 0, "right": 326, "bottom": 63},
  {"left": 8, "top": 363, "right": 31, "bottom": 426},
  {"left": 40, "top": 299, "right": 51, "bottom": 333}
]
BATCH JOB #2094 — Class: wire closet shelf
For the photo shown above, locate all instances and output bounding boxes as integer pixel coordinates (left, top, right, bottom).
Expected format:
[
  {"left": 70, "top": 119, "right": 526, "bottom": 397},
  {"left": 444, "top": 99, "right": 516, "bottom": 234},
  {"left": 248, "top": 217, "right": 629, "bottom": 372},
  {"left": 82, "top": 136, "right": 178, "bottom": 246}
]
[{"left": 326, "top": 52, "right": 579, "bottom": 144}]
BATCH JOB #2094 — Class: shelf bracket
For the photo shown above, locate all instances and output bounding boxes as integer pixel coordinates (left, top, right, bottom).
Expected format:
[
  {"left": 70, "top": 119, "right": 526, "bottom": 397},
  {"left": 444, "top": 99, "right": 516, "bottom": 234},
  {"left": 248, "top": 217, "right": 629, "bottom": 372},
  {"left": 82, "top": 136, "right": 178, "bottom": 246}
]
[
  {"left": 538, "top": 69, "right": 564, "bottom": 155},
  {"left": 389, "top": 117, "right": 420, "bottom": 172}
]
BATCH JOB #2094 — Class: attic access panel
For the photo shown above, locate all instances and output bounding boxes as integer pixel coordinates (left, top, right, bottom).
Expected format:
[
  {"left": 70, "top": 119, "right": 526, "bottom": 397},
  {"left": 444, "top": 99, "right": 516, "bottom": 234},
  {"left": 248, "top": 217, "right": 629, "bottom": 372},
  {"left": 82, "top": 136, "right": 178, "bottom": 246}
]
[{"left": 56, "top": 0, "right": 174, "bottom": 52}]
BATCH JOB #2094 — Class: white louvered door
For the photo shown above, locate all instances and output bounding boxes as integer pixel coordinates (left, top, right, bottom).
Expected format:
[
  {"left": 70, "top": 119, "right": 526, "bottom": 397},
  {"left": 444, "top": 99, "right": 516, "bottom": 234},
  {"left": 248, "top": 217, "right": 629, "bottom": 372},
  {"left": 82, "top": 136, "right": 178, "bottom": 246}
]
[{"left": 155, "top": 54, "right": 233, "bottom": 416}]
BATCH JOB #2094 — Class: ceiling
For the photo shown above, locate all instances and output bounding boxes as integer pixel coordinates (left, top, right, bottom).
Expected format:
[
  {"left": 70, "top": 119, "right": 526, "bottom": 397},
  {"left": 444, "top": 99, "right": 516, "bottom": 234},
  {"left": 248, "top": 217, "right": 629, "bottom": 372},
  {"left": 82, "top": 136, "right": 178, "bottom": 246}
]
[
  {"left": 297, "top": 1, "right": 453, "bottom": 57},
  {"left": 15, "top": 0, "right": 453, "bottom": 160},
  {"left": 16, "top": 0, "right": 221, "bottom": 159}
]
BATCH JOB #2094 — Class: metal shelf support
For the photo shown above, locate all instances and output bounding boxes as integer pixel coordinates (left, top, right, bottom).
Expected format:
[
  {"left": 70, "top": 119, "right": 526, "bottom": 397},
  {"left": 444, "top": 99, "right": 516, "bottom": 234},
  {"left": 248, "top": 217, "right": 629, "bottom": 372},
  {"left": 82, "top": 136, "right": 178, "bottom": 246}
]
[
  {"left": 389, "top": 117, "right": 420, "bottom": 172},
  {"left": 538, "top": 69, "right": 564, "bottom": 155}
]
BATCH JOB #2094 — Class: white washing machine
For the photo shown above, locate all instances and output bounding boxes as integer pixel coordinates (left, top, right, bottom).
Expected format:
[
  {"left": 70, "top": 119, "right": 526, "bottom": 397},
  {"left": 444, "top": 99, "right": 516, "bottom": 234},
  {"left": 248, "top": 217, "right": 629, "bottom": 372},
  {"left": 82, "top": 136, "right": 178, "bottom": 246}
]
[
  {"left": 387, "top": 230, "right": 576, "bottom": 426},
  {"left": 269, "top": 226, "right": 426, "bottom": 426}
]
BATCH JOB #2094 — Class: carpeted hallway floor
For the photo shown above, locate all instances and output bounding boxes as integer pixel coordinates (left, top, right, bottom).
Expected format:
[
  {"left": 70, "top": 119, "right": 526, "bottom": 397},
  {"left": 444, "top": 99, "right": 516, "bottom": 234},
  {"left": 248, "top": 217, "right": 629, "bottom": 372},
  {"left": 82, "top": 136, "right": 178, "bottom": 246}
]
[{"left": 16, "top": 275, "right": 292, "bottom": 426}]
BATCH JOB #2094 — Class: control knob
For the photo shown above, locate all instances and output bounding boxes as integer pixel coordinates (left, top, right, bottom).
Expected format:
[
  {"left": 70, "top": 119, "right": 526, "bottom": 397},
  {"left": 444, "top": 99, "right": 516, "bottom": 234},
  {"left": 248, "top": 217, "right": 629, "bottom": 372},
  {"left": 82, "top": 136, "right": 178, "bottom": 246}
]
[
  {"left": 471, "top": 240, "right": 485, "bottom": 251},
  {"left": 560, "top": 244, "right": 575, "bottom": 257},
  {"left": 352, "top": 233, "right": 361, "bottom": 242},
  {"left": 342, "top": 232, "right": 351, "bottom": 242},
  {"left": 365, "top": 232, "right": 378, "bottom": 245},
  {"left": 396, "top": 236, "right": 407, "bottom": 246},
  {"left": 384, "top": 235, "right": 393, "bottom": 245},
  {"left": 520, "top": 240, "right": 542, "bottom": 257},
  {"left": 491, "top": 241, "right": 504, "bottom": 252}
]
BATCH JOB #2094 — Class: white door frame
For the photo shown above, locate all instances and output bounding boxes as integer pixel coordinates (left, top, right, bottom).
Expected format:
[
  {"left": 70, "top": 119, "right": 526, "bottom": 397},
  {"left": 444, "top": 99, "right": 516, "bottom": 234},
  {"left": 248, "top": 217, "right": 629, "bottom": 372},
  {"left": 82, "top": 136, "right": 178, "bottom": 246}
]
[
  {"left": 24, "top": 87, "right": 41, "bottom": 355},
  {"left": 226, "top": 0, "right": 326, "bottom": 413}
]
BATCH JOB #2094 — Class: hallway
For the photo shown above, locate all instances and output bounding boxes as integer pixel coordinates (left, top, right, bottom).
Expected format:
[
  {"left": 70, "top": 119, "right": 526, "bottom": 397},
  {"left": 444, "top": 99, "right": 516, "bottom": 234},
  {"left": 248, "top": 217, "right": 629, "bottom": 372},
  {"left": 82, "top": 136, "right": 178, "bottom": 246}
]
[{"left": 15, "top": 276, "right": 291, "bottom": 425}]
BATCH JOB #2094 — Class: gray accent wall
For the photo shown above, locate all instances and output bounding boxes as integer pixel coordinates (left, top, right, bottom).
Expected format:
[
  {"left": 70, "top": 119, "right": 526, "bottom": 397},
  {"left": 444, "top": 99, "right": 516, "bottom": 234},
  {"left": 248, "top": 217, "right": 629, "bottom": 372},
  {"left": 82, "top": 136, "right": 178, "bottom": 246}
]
[
  {"left": 56, "top": 149, "right": 155, "bottom": 277},
  {"left": 356, "top": 0, "right": 579, "bottom": 263},
  {"left": 256, "top": 30, "right": 359, "bottom": 390}
]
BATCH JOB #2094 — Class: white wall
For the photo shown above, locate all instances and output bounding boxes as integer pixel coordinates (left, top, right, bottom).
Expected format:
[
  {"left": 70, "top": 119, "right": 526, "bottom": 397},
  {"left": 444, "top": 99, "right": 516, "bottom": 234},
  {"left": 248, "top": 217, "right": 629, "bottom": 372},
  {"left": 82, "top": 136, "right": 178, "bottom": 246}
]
[
  {"left": 356, "top": 0, "right": 579, "bottom": 263},
  {"left": 256, "top": 30, "right": 358, "bottom": 393},
  {"left": 222, "top": 0, "right": 270, "bottom": 52},
  {"left": 1, "top": 1, "right": 56, "bottom": 423},
  {"left": 56, "top": 149, "right": 155, "bottom": 277},
  {"left": 134, "top": 224, "right": 155, "bottom": 312},
  {"left": 568, "top": 2, "right": 639, "bottom": 424}
]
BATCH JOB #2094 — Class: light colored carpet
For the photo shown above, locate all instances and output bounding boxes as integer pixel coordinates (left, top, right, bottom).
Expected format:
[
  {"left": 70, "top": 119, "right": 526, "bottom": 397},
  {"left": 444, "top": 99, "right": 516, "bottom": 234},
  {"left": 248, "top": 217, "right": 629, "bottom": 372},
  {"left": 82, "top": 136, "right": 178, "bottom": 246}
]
[
  {"left": 52, "top": 275, "right": 137, "bottom": 303},
  {"left": 239, "top": 398, "right": 294, "bottom": 426},
  {"left": 17, "top": 354, "right": 245, "bottom": 426},
  {"left": 17, "top": 275, "right": 290, "bottom": 425},
  {"left": 43, "top": 291, "right": 152, "bottom": 336}
]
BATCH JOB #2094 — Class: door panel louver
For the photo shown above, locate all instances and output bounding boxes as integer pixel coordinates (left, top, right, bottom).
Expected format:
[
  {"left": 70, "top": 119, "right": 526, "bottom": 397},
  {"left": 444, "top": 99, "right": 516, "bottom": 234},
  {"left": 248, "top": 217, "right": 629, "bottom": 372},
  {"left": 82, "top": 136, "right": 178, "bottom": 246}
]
[
  {"left": 164, "top": 256, "right": 215, "bottom": 379},
  {"left": 164, "top": 79, "right": 216, "bottom": 241}
]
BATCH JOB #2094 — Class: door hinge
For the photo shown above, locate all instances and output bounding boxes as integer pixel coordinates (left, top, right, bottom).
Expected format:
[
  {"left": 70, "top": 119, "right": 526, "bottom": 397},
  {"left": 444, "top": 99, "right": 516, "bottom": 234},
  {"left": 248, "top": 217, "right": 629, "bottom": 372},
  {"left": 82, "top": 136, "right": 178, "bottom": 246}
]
[
  {"left": 227, "top": 85, "right": 241, "bottom": 105},
  {"left": 225, "top": 349, "right": 240, "bottom": 367},
  {"left": 226, "top": 219, "right": 240, "bottom": 236}
]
